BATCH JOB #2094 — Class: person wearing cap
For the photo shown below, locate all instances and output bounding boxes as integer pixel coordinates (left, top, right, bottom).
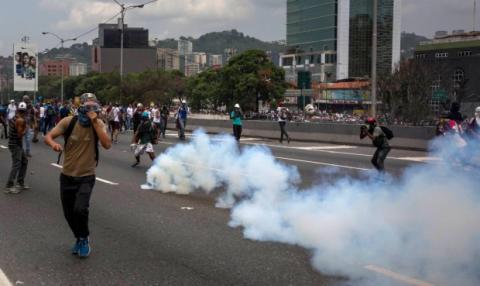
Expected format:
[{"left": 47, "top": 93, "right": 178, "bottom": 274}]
[
  {"left": 5, "top": 102, "right": 29, "bottom": 194},
  {"left": 361, "top": 117, "right": 391, "bottom": 172},
  {"left": 7, "top": 99, "right": 16, "bottom": 121},
  {"left": 131, "top": 111, "right": 156, "bottom": 167},
  {"left": 176, "top": 100, "right": 188, "bottom": 140},
  {"left": 230, "top": 103, "right": 243, "bottom": 142},
  {"left": 44, "top": 93, "right": 111, "bottom": 258}
]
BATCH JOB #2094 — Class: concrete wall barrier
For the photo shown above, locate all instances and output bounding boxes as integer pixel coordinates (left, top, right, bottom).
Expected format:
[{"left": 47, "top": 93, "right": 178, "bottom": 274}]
[{"left": 169, "top": 119, "right": 436, "bottom": 150}]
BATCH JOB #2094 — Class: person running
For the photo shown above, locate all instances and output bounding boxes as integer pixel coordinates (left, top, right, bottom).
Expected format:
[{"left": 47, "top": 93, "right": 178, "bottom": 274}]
[
  {"left": 230, "top": 103, "right": 243, "bottom": 142},
  {"left": 361, "top": 118, "right": 391, "bottom": 172},
  {"left": 126, "top": 104, "right": 134, "bottom": 131},
  {"left": 278, "top": 106, "right": 291, "bottom": 144},
  {"left": 131, "top": 112, "right": 156, "bottom": 167},
  {"left": 160, "top": 105, "right": 169, "bottom": 138},
  {"left": 111, "top": 104, "right": 121, "bottom": 144},
  {"left": 176, "top": 100, "right": 188, "bottom": 140},
  {"left": 44, "top": 93, "right": 111, "bottom": 258},
  {"left": 5, "top": 102, "right": 29, "bottom": 194},
  {"left": 0, "top": 104, "right": 8, "bottom": 139}
]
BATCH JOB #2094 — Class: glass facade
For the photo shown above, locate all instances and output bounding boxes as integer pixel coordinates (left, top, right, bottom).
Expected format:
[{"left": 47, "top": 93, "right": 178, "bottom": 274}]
[
  {"left": 287, "top": 0, "right": 338, "bottom": 52},
  {"left": 349, "top": 0, "right": 394, "bottom": 77}
]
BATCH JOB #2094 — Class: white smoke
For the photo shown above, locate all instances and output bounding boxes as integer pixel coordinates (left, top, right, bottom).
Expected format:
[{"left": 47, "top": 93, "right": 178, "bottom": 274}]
[{"left": 143, "top": 129, "right": 480, "bottom": 285}]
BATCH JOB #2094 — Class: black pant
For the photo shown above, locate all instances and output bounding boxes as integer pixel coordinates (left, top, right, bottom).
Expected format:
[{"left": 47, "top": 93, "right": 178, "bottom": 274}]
[
  {"left": 60, "top": 174, "right": 95, "bottom": 239},
  {"left": 0, "top": 118, "right": 7, "bottom": 138},
  {"left": 233, "top": 125, "right": 242, "bottom": 141},
  {"left": 279, "top": 122, "right": 289, "bottom": 142},
  {"left": 372, "top": 147, "right": 391, "bottom": 171},
  {"left": 7, "top": 146, "right": 28, "bottom": 187}
]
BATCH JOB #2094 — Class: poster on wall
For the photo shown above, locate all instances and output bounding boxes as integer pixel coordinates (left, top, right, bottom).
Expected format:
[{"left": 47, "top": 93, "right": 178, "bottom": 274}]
[{"left": 13, "top": 43, "right": 38, "bottom": 92}]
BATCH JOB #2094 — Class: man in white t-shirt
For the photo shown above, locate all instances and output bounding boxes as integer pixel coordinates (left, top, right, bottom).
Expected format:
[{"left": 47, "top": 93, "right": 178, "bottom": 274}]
[
  {"left": 7, "top": 100, "right": 17, "bottom": 120},
  {"left": 151, "top": 105, "right": 161, "bottom": 141},
  {"left": 111, "top": 104, "right": 121, "bottom": 143},
  {"left": 126, "top": 105, "right": 133, "bottom": 130}
]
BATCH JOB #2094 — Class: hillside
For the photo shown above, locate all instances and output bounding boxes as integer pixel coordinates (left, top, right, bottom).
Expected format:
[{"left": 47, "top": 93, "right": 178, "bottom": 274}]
[
  {"left": 156, "top": 30, "right": 285, "bottom": 54},
  {"left": 39, "top": 42, "right": 91, "bottom": 65},
  {"left": 401, "top": 32, "right": 431, "bottom": 59}
]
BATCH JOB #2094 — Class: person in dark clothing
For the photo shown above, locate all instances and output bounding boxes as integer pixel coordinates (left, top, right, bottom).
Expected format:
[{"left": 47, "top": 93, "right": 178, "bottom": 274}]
[
  {"left": 278, "top": 107, "right": 291, "bottom": 144},
  {"left": 447, "top": 102, "right": 464, "bottom": 124},
  {"left": 176, "top": 100, "right": 188, "bottom": 140},
  {"left": 5, "top": 102, "right": 29, "bottom": 194},
  {"left": 230, "top": 104, "right": 243, "bottom": 142},
  {"left": 361, "top": 118, "right": 391, "bottom": 172},
  {"left": 133, "top": 103, "right": 144, "bottom": 133},
  {"left": 160, "top": 105, "right": 169, "bottom": 138},
  {"left": 131, "top": 112, "right": 156, "bottom": 167},
  {"left": 0, "top": 104, "right": 8, "bottom": 139}
]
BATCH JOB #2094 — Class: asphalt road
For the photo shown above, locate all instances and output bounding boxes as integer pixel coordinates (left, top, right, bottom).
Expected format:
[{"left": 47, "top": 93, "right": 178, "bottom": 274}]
[{"left": 0, "top": 130, "right": 430, "bottom": 286}]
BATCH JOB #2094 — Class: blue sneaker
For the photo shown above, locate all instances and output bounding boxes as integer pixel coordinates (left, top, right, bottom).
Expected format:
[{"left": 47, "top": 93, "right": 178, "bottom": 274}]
[
  {"left": 71, "top": 239, "right": 80, "bottom": 255},
  {"left": 77, "top": 238, "right": 91, "bottom": 258}
]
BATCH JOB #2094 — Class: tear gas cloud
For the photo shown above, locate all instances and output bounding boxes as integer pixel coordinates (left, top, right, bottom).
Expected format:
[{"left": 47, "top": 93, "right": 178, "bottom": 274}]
[{"left": 143, "top": 130, "right": 480, "bottom": 285}]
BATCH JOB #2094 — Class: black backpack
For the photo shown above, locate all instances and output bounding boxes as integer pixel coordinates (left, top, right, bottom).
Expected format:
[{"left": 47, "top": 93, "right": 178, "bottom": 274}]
[
  {"left": 380, "top": 126, "right": 394, "bottom": 140},
  {"left": 57, "top": 116, "right": 99, "bottom": 165}
]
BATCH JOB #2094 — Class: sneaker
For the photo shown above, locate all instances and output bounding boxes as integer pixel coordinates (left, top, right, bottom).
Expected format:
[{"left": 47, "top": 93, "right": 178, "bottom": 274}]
[
  {"left": 77, "top": 238, "right": 91, "bottom": 258},
  {"left": 72, "top": 239, "right": 80, "bottom": 255},
  {"left": 16, "top": 184, "right": 31, "bottom": 191},
  {"left": 4, "top": 186, "right": 21, "bottom": 194},
  {"left": 131, "top": 161, "right": 140, "bottom": 168}
]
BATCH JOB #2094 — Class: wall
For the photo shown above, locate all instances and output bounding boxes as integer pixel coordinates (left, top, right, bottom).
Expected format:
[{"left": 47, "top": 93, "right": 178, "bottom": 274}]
[{"left": 173, "top": 119, "right": 436, "bottom": 150}]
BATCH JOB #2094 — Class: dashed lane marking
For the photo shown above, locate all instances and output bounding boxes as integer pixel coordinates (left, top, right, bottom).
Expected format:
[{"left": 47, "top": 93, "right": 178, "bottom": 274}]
[
  {"left": 275, "top": 156, "right": 370, "bottom": 171},
  {"left": 0, "top": 268, "right": 13, "bottom": 286},
  {"left": 0, "top": 145, "right": 7, "bottom": 149},
  {"left": 50, "top": 164, "right": 119, "bottom": 186},
  {"left": 364, "top": 265, "right": 436, "bottom": 286},
  {"left": 296, "top": 145, "right": 358, "bottom": 150}
]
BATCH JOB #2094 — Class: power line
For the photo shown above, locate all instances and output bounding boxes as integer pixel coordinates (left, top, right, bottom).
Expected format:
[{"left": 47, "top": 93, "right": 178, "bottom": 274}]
[{"left": 73, "top": 12, "right": 122, "bottom": 41}]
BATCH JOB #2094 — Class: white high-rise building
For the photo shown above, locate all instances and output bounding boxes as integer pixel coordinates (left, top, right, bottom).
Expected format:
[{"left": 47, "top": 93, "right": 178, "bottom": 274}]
[
  {"left": 69, "top": 63, "right": 88, "bottom": 76},
  {"left": 178, "top": 39, "right": 193, "bottom": 56},
  {"left": 209, "top": 54, "right": 223, "bottom": 67}
]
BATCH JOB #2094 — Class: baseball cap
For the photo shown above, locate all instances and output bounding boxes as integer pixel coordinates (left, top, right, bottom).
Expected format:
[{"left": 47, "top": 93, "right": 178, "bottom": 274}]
[
  {"left": 80, "top": 93, "right": 98, "bottom": 104},
  {"left": 18, "top": 102, "right": 27, "bottom": 111},
  {"left": 234, "top": 103, "right": 240, "bottom": 108}
]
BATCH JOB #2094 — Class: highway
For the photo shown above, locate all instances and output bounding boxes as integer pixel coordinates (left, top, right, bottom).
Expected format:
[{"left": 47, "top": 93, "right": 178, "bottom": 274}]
[{"left": 0, "top": 130, "right": 432, "bottom": 286}]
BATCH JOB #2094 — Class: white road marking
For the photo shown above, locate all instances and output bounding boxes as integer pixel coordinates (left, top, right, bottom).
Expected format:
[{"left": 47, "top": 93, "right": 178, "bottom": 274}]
[
  {"left": 0, "top": 145, "right": 7, "bottom": 149},
  {"left": 181, "top": 207, "right": 194, "bottom": 210},
  {"left": 296, "top": 145, "right": 358, "bottom": 150},
  {"left": 364, "top": 265, "right": 436, "bottom": 286},
  {"left": 396, "top": 157, "right": 440, "bottom": 162},
  {"left": 275, "top": 156, "right": 370, "bottom": 171},
  {"left": 0, "top": 268, "right": 13, "bottom": 286},
  {"left": 50, "top": 164, "right": 119, "bottom": 186}
]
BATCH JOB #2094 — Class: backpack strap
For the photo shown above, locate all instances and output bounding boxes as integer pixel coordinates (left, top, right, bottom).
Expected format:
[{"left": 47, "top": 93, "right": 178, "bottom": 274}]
[{"left": 57, "top": 116, "right": 78, "bottom": 165}]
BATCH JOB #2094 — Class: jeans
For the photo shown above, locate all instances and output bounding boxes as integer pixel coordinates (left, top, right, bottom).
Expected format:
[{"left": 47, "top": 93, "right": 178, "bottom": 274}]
[
  {"left": 233, "top": 124, "right": 242, "bottom": 141},
  {"left": 279, "top": 121, "right": 290, "bottom": 142},
  {"left": 23, "top": 128, "right": 32, "bottom": 155},
  {"left": 60, "top": 174, "right": 96, "bottom": 239},
  {"left": 160, "top": 118, "right": 167, "bottom": 137},
  {"left": 371, "top": 147, "right": 391, "bottom": 171},
  {"left": 7, "top": 146, "right": 28, "bottom": 187},
  {"left": 126, "top": 116, "right": 132, "bottom": 130},
  {"left": 178, "top": 118, "right": 186, "bottom": 140}
]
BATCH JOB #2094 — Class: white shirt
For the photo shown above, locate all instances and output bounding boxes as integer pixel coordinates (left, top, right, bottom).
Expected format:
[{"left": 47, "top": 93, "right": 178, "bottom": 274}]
[
  {"left": 113, "top": 107, "right": 120, "bottom": 122},
  {"left": 39, "top": 106, "right": 45, "bottom": 118},
  {"left": 152, "top": 108, "right": 160, "bottom": 123},
  {"left": 127, "top": 107, "right": 133, "bottom": 117},
  {"left": 7, "top": 104, "right": 16, "bottom": 120}
]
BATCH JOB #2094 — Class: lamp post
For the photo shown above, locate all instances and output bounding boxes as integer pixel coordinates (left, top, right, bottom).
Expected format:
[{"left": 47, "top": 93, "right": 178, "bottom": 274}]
[
  {"left": 371, "top": 0, "right": 378, "bottom": 118},
  {"left": 41, "top": 32, "right": 76, "bottom": 103},
  {"left": 111, "top": 0, "right": 157, "bottom": 80}
]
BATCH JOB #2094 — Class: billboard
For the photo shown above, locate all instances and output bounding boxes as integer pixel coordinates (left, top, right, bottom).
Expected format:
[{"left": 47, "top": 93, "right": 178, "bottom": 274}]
[{"left": 13, "top": 43, "right": 38, "bottom": 92}]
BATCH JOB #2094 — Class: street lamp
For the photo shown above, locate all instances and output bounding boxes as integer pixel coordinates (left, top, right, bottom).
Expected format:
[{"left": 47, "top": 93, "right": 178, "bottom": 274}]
[
  {"left": 41, "top": 32, "right": 77, "bottom": 103},
  {"left": 111, "top": 0, "right": 157, "bottom": 79},
  {"left": 371, "top": 0, "right": 378, "bottom": 118}
]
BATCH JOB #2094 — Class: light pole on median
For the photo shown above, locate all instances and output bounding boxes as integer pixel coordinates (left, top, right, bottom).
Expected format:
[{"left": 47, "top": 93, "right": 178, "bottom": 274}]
[
  {"left": 41, "top": 32, "right": 76, "bottom": 103},
  {"left": 111, "top": 0, "right": 157, "bottom": 80}
]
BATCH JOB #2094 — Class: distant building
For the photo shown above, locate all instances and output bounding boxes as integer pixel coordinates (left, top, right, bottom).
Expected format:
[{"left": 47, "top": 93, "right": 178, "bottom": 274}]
[
  {"left": 178, "top": 39, "right": 193, "bottom": 56},
  {"left": 69, "top": 63, "right": 88, "bottom": 76},
  {"left": 193, "top": 52, "right": 207, "bottom": 67},
  {"left": 282, "top": 0, "right": 401, "bottom": 84},
  {"left": 185, "top": 63, "right": 200, "bottom": 77},
  {"left": 224, "top": 48, "right": 238, "bottom": 63},
  {"left": 266, "top": 51, "right": 280, "bottom": 67},
  {"left": 40, "top": 59, "right": 75, "bottom": 77},
  {"left": 415, "top": 31, "right": 480, "bottom": 115},
  {"left": 209, "top": 54, "right": 223, "bottom": 67},
  {"left": 157, "top": 48, "right": 180, "bottom": 71},
  {"left": 91, "top": 20, "right": 156, "bottom": 74}
]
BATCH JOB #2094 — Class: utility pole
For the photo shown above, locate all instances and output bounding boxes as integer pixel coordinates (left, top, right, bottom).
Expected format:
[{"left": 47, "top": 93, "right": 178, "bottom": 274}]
[
  {"left": 474, "top": 0, "right": 477, "bottom": 32},
  {"left": 371, "top": 0, "right": 378, "bottom": 118}
]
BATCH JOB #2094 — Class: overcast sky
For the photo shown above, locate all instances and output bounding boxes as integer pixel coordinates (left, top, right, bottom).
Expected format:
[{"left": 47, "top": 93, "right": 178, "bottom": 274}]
[{"left": 0, "top": 0, "right": 477, "bottom": 56}]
